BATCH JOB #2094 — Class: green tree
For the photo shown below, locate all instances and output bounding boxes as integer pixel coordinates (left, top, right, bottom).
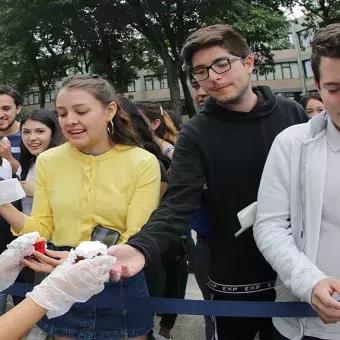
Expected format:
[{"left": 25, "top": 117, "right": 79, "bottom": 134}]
[
  {"left": 117, "top": 0, "right": 291, "bottom": 116},
  {"left": 0, "top": 0, "right": 73, "bottom": 107},
  {"left": 282, "top": 1, "right": 340, "bottom": 29}
]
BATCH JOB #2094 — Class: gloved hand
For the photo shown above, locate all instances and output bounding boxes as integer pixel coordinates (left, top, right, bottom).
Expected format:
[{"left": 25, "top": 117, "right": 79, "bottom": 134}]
[
  {"left": 0, "top": 238, "right": 35, "bottom": 292},
  {"left": 27, "top": 256, "right": 116, "bottom": 318}
]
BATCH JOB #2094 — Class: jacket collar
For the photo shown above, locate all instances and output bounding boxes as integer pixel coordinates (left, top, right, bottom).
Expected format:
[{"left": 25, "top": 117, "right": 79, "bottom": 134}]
[{"left": 307, "top": 111, "right": 328, "bottom": 140}]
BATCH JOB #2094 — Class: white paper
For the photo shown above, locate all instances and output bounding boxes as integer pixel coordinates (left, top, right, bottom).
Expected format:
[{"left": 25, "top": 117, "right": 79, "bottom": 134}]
[
  {"left": 235, "top": 202, "right": 258, "bottom": 237},
  {"left": 0, "top": 178, "right": 26, "bottom": 206}
]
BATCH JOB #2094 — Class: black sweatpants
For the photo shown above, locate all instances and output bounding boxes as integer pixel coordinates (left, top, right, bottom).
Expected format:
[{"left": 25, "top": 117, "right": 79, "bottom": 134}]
[
  {"left": 212, "top": 289, "right": 275, "bottom": 340},
  {"left": 191, "top": 236, "right": 214, "bottom": 340}
]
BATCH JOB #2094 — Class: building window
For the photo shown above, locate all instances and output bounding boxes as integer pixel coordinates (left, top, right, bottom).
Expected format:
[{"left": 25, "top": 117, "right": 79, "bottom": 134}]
[
  {"left": 303, "top": 60, "right": 314, "bottom": 78},
  {"left": 281, "top": 63, "right": 292, "bottom": 79},
  {"left": 144, "top": 76, "right": 154, "bottom": 91},
  {"left": 288, "top": 33, "right": 294, "bottom": 48},
  {"left": 127, "top": 82, "right": 136, "bottom": 92},
  {"left": 257, "top": 72, "right": 266, "bottom": 81},
  {"left": 144, "top": 75, "right": 168, "bottom": 91},
  {"left": 252, "top": 63, "right": 299, "bottom": 81},
  {"left": 160, "top": 77, "right": 168, "bottom": 89},
  {"left": 153, "top": 78, "right": 161, "bottom": 90},
  {"left": 45, "top": 92, "right": 51, "bottom": 103},
  {"left": 274, "top": 64, "right": 283, "bottom": 80},
  {"left": 298, "top": 29, "right": 314, "bottom": 50},
  {"left": 250, "top": 73, "right": 258, "bottom": 82},
  {"left": 24, "top": 91, "right": 53, "bottom": 106},
  {"left": 290, "top": 63, "right": 300, "bottom": 78},
  {"left": 265, "top": 69, "right": 275, "bottom": 80}
]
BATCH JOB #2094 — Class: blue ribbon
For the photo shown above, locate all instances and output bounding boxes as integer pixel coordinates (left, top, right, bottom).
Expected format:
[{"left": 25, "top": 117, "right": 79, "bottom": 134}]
[{"left": 2, "top": 283, "right": 317, "bottom": 318}]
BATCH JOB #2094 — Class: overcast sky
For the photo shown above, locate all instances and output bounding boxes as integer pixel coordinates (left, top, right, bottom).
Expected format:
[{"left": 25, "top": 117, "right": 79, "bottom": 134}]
[{"left": 283, "top": 5, "right": 304, "bottom": 19}]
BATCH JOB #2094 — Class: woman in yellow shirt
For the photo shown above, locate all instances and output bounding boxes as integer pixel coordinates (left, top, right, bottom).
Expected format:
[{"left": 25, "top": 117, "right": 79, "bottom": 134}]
[{"left": 0, "top": 75, "right": 160, "bottom": 340}]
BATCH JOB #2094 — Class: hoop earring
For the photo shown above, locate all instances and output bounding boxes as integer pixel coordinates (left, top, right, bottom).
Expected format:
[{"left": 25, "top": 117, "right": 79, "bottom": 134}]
[{"left": 107, "top": 121, "right": 114, "bottom": 135}]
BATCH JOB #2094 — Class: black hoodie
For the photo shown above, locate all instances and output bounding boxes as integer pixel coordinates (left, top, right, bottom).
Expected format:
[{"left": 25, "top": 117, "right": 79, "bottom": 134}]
[{"left": 128, "top": 86, "right": 308, "bottom": 287}]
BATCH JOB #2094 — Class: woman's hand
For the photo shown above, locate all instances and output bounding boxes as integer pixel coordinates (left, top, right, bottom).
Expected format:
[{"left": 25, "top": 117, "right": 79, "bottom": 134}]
[
  {"left": 22, "top": 249, "right": 69, "bottom": 274},
  {"left": 20, "top": 180, "right": 34, "bottom": 198}
]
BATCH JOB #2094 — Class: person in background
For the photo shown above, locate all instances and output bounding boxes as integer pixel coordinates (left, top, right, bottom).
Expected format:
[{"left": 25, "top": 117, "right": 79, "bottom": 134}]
[
  {"left": 254, "top": 23, "right": 340, "bottom": 340},
  {"left": 120, "top": 96, "right": 191, "bottom": 340},
  {"left": 299, "top": 93, "right": 324, "bottom": 118},
  {"left": 118, "top": 96, "right": 171, "bottom": 192},
  {"left": 0, "top": 158, "right": 12, "bottom": 316},
  {"left": 0, "top": 74, "right": 160, "bottom": 340},
  {"left": 135, "top": 101, "right": 178, "bottom": 160},
  {"left": 191, "top": 77, "right": 208, "bottom": 112},
  {"left": 18, "top": 109, "right": 64, "bottom": 215},
  {"left": 16, "top": 109, "right": 63, "bottom": 340},
  {"left": 0, "top": 85, "right": 23, "bottom": 173},
  {"left": 165, "top": 110, "right": 182, "bottom": 131},
  {"left": 188, "top": 78, "right": 213, "bottom": 340},
  {"left": 0, "top": 85, "right": 24, "bottom": 315}
]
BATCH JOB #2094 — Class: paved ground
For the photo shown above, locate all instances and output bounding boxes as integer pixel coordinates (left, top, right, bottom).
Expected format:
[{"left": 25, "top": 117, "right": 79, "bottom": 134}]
[{"left": 153, "top": 273, "right": 206, "bottom": 340}]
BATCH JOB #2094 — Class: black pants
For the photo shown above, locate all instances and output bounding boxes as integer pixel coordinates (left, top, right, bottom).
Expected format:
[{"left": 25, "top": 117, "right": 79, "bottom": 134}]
[
  {"left": 145, "top": 235, "right": 194, "bottom": 335},
  {"left": 212, "top": 289, "right": 275, "bottom": 340},
  {"left": 191, "top": 236, "right": 214, "bottom": 340},
  {"left": 273, "top": 327, "right": 325, "bottom": 340}
]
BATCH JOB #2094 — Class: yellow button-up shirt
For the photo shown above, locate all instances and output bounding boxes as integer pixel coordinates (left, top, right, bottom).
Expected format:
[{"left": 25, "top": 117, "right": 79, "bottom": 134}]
[{"left": 13, "top": 142, "right": 160, "bottom": 246}]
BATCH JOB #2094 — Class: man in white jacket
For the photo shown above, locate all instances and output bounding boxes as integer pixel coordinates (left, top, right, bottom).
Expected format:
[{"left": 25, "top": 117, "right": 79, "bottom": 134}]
[{"left": 254, "top": 23, "right": 340, "bottom": 340}]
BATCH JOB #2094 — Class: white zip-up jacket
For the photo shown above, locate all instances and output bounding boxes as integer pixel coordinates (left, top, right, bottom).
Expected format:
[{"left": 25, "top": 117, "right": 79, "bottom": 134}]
[{"left": 254, "top": 112, "right": 333, "bottom": 340}]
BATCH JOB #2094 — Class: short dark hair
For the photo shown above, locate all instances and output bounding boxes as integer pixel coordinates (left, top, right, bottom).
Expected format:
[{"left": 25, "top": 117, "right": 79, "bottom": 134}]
[
  {"left": 311, "top": 23, "right": 340, "bottom": 85},
  {"left": 181, "top": 24, "right": 250, "bottom": 71},
  {"left": 0, "top": 85, "right": 23, "bottom": 107},
  {"left": 299, "top": 93, "right": 323, "bottom": 110}
]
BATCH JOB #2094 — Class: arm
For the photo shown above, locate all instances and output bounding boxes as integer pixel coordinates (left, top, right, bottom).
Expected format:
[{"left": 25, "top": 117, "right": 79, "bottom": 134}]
[
  {"left": 128, "top": 122, "right": 206, "bottom": 264},
  {"left": 0, "top": 298, "right": 47, "bottom": 340},
  {"left": 0, "top": 204, "right": 25, "bottom": 232},
  {"left": 7, "top": 156, "right": 20, "bottom": 174},
  {"left": 11, "top": 155, "right": 54, "bottom": 241},
  {"left": 0, "top": 139, "right": 20, "bottom": 174},
  {"left": 160, "top": 182, "right": 168, "bottom": 199},
  {"left": 120, "top": 156, "right": 161, "bottom": 243},
  {"left": 0, "top": 256, "right": 115, "bottom": 340},
  {"left": 254, "top": 134, "right": 328, "bottom": 304}
]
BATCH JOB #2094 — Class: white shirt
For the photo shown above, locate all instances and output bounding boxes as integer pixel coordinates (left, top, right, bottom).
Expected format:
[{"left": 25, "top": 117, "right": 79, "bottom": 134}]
[
  {"left": 0, "top": 158, "right": 12, "bottom": 180},
  {"left": 17, "top": 165, "right": 35, "bottom": 215},
  {"left": 305, "top": 117, "right": 340, "bottom": 339}
]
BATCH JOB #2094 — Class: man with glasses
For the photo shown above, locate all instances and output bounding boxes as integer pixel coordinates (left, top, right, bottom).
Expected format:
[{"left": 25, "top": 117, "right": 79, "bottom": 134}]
[{"left": 110, "top": 24, "right": 308, "bottom": 340}]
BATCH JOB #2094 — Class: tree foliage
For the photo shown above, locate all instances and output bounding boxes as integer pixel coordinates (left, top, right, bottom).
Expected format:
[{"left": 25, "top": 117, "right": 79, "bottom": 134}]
[{"left": 0, "top": 0, "right": 291, "bottom": 113}]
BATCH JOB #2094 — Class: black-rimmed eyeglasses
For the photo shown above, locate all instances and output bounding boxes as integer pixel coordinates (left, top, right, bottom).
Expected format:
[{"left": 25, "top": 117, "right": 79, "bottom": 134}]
[{"left": 192, "top": 57, "right": 244, "bottom": 81}]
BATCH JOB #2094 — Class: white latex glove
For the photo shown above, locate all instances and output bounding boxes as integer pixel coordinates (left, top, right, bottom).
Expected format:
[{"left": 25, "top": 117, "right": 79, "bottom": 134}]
[
  {"left": 0, "top": 239, "right": 35, "bottom": 292},
  {"left": 27, "top": 256, "right": 116, "bottom": 318}
]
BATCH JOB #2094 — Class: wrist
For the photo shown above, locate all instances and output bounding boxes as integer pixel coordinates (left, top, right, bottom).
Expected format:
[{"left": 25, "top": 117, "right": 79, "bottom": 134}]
[{"left": 5, "top": 154, "right": 15, "bottom": 162}]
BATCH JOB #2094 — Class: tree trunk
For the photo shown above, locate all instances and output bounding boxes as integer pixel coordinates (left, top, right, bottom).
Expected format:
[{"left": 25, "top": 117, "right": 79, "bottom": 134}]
[
  {"left": 165, "top": 59, "right": 182, "bottom": 114},
  {"left": 39, "top": 86, "right": 46, "bottom": 108},
  {"left": 179, "top": 69, "right": 196, "bottom": 118}
]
